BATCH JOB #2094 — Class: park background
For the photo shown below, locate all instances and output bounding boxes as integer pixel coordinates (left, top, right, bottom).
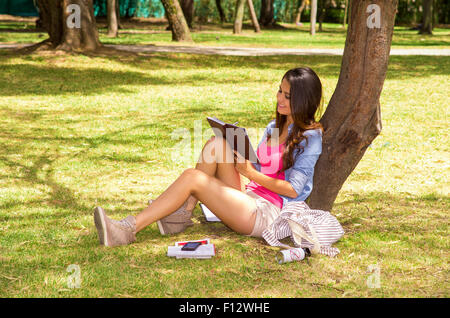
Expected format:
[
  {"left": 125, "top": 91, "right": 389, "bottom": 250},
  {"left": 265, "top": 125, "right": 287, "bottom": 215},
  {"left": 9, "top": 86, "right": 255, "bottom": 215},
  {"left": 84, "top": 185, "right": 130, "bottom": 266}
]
[{"left": 0, "top": 0, "right": 448, "bottom": 297}]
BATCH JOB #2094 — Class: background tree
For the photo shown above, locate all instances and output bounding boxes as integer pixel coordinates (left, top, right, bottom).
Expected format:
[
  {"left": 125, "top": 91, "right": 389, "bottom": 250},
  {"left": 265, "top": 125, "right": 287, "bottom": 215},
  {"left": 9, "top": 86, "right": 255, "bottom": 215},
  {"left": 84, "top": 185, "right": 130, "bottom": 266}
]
[
  {"left": 310, "top": 0, "right": 317, "bottom": 35},
  {"left": 36, "top": 0, "right": 101, "bottom": 52},
  {"left": 318, "top": 0, "right": 326, "bottom": 32},
  {"left": 234, "top": 0, "right": 260, "bottom": 34},
  {"left": 259, "top": 0, "right": 274, "bottom": 26},
  {"left": 318, "top": 0, "right": 336, "bottom": 32},
  {"left": 294, "top": 0, "right": 307, "bottom": 25},
  {"left": 308, "top": 0, "right": 398, "bottom": 211},
  {"left": 107, "top": 0, "right": 118, "bottom": 37},
  {"left": 180, "top": 0, "right": 195, "bottom": 28},
  {"left": 160, "top": 0, "right": 192, "bottom": 42},
  {"left": 342, "top": 0, "right": 348, "bottom": 28},
  {"left": 419, "top": 0, "right": 433, "bottom": 34},
  {"left": 233, "top": 0, "right": 246, "bottom": 34},
  {"left": 247, "top": 0, "right": 261, "bottom": 33},
  {"left": 215, "top": 0, "right": 227, "bottom": 23}
]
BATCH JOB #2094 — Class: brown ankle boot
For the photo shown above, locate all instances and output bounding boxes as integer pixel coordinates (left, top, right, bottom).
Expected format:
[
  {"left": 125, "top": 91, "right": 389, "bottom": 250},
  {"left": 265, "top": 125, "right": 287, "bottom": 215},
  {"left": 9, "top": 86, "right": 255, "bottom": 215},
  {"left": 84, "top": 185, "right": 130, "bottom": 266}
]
[
  {"left": 94, "top": 207, "right": 136, "bottom": 247},
  {"left": 148, "top": 199, "right": 194, "bottom": 235}
]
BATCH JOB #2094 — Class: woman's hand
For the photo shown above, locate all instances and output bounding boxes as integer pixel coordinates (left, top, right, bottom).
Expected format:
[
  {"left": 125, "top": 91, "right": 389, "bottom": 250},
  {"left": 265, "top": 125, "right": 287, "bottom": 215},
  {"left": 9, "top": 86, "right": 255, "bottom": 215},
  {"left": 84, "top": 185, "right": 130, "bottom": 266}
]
[{"left": 233, "top": 150, "right": 256, "bottom": 179}]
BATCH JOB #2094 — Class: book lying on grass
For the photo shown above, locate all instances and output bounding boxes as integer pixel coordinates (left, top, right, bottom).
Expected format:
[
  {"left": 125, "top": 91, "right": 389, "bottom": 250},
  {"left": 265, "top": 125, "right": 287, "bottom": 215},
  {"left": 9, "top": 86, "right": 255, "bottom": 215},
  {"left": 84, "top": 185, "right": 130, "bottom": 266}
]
[
  {"left": 168, "top": 239, "right": 216, "bottom": 259},
  {"left": 206, "top": 116, "right": 259, "bottom": 164},
  {"left": 199, "top": 203, "right": 221, "bottom": 222},
  {"left": 175, "top": 238, "right": 211, "bottom": 246}
]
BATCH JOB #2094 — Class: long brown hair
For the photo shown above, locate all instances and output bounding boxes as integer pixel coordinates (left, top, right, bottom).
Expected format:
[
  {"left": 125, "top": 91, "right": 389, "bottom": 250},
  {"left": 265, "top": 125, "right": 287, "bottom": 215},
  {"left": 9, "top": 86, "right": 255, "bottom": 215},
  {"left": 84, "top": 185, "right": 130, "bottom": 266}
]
[{"left": 267, "top": 67, "right": 324, "bottom": 175}]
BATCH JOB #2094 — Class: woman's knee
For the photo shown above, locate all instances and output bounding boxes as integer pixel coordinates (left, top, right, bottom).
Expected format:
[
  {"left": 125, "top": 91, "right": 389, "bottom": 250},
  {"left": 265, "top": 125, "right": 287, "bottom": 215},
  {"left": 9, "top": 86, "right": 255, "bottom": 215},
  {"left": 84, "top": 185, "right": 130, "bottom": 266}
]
[
  {"left": 182, "top": 168, "right": 209, "bottom": 189},
  {"left": 200, "top": 136, "right": 218, "bottom": 164},
  {"left": 211, "top": 136, "right": 234, "bottom": 164}
]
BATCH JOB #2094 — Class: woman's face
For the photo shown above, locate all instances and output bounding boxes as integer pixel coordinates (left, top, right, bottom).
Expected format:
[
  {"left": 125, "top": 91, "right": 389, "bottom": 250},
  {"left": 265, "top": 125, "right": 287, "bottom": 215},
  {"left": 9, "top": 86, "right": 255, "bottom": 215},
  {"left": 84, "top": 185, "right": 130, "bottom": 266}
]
[{"left": 277, "top": 78, "right": 291, "bottom": 117}]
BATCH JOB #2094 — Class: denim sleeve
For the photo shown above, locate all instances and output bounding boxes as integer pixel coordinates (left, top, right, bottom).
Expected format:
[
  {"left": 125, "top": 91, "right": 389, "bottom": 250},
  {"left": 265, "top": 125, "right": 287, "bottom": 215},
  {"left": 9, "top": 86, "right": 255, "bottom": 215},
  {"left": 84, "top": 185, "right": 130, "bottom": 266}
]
[{"left": 287, "top": 131, "right": 322, "bottom": 196}]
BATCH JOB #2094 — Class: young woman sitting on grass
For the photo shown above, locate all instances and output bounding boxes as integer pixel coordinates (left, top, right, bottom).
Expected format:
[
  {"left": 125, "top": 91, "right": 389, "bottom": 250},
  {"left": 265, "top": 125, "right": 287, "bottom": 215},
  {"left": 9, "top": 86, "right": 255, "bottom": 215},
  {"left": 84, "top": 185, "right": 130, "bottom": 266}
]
[{"left": 93, "top": 67, "right": 324, "bottom": 247}]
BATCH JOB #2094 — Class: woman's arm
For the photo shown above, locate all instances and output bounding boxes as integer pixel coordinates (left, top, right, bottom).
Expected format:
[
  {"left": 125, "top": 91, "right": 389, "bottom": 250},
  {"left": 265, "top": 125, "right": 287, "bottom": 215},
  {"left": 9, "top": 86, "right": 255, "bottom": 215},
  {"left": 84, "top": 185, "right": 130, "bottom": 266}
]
[
  {"left": 235, "top": 129, "right": 323, "bottom": 199},
  {"left": 246, "top": 169, "right": 298, "bottom": 198},
  {"left": 233, "top": 150, "right": 298, "bottom": 198}
]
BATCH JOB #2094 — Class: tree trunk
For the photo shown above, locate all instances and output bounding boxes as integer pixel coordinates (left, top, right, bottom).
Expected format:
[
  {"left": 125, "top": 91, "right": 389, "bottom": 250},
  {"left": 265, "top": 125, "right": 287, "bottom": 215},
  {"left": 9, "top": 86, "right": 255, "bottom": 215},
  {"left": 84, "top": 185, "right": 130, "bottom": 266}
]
[
  {"left": 247, "top": 0, "right": 261, "bottom": 33},
  {"left": 233, "top": 0, "right": 246, "bottom": 34},
  {"left": 310, "top": 0, "right": 317, "bottom": 35},
  {"left": 259, "top": 0, "right": 274, "bottom": 26},
  {"left": 36, "top": 0, "right": 101, "bottom": 52},
  {"left": 215, "top": 0, "right": 226, "bottom": 23},
  {"left": 307, "top": 0, "right": 398, "bottom": 211},
  {"left": 179, "top": 0, "right": 194, "bottom": 28},
  {"left": 318, "top": 0, "right": 333, "bottom": 32},
  {"left": 419, "top": 0, "right": 433, "bottom": 34},
  {"left": 115, "top": 0, "right": 122, "bottom": 29},
  {"left": 318, "top": 0, "right": 325, "bottom": 32},
  {"left": 294, "top": 0, "right": 306, "bottom": 25},
  {"left": 342, "top": 0, "right": 348, "bottom": 28},
  {"left": 107, "top": 0, "right": 118, "bottom": 37},
  {"left": 160, "top": 0, "right": 192, "bottom": 42}
]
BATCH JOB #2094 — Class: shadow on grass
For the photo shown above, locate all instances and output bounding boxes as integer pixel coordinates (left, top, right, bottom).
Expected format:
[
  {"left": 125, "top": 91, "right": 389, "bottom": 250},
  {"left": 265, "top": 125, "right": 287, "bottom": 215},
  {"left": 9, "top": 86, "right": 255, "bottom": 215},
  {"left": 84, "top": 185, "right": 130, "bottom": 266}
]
[
  {"left": 0, "top": 119, "right": 180, "bottom": 220},
  {"left": 1, "top": 53, "right": 449, "bottom": 97}
]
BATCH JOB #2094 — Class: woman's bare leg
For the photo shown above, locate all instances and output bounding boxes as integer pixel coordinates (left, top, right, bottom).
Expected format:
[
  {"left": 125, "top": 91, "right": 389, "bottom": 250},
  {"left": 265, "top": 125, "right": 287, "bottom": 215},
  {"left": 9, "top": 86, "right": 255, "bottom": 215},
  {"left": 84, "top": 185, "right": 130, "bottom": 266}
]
[
  {"left": 135, "top": 168, "right": 257, "bottom": 235},
  {"left": 184, "top": 136, "right": 245, "bottom": 211}
]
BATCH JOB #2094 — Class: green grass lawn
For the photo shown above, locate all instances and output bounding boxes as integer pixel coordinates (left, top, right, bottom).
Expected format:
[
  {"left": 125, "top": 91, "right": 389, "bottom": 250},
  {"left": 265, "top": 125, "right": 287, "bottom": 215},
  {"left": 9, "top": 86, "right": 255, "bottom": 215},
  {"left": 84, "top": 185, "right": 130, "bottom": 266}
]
[
  {"left": 1, "top": 19, "right": 449, "bottom": 49},
  {"left": 0, "top": 49, "right": 448, "bottom": 298}
]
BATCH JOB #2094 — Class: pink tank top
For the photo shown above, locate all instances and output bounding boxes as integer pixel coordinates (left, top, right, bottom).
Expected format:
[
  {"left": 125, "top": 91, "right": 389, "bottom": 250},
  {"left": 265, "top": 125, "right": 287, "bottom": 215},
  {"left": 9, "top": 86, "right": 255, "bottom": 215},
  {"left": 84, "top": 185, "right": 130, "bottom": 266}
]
[{"left": 245, "top": 138, "right": 285, "bottom": 209}]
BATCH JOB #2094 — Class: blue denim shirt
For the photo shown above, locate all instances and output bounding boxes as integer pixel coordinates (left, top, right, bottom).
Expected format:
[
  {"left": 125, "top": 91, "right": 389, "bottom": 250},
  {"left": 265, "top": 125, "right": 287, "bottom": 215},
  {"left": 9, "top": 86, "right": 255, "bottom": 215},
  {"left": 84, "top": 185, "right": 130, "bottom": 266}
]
[{"left": 251, "top": 119, "right": 323, "bottom": 206}]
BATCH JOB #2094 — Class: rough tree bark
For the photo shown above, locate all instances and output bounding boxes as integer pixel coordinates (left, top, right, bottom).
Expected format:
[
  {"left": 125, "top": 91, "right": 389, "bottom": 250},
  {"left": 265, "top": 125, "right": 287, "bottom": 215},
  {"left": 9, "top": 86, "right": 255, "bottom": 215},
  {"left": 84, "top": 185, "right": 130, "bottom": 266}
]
[
  {"left": 36, "top": 0, "right": 101, "bottom": 51},
  {"left": 307, "top": 0, "right": 398, "bottom": 211},
  {"left": 160, "top": 0, "right": 192, "bottom": 42},
  {"left": 233, "top": 0, "right": 246, "bottom": 34},
  {"left": 107, "top": 0, "right": 118, "bottom": 37},
  {"left": 419, "top": 0, "right": 433, "bottom": 34}
]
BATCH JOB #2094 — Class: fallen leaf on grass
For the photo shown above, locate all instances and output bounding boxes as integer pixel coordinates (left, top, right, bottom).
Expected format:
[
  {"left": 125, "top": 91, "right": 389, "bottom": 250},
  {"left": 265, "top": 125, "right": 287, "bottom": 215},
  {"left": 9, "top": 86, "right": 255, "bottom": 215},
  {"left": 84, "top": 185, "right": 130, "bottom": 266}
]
[
  {"left": 116, "top": 293, "right": 133, "bottom": 298},
  {"left": 385, "top": 241, "right": 400, "bottom": 244},
  {"left": 1, "top": 275, "right": 21, "bottom": 281}
]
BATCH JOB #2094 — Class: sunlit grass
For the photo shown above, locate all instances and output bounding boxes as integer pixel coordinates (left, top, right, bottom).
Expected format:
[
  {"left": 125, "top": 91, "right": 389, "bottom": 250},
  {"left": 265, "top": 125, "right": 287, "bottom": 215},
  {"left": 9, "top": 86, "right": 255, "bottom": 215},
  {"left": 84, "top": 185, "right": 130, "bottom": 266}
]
[{"left": 0, "top": 50, "right": 448, "bottom": 297}]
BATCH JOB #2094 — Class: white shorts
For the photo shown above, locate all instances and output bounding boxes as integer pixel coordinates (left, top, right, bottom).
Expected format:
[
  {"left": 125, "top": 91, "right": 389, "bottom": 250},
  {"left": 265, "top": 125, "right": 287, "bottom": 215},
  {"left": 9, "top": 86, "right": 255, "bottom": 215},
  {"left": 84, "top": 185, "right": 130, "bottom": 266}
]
[{"left": 245, "top": 189, "right": 281, "bottom": 238}]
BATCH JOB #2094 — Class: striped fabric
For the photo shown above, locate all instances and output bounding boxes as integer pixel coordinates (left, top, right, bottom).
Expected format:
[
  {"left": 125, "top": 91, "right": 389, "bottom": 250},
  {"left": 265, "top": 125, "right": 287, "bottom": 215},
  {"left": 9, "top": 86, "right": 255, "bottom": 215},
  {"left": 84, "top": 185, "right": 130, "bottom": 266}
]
[{"left": 261, "top": 201, "right": 345, "bottom": 257}]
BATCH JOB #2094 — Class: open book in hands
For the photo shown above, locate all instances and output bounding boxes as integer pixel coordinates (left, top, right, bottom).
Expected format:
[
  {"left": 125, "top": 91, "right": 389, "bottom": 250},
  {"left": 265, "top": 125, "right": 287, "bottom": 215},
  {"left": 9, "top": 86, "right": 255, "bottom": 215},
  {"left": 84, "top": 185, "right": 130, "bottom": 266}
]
[{"left": 206, "top": 117, "right": 259, "bottom": 164}]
